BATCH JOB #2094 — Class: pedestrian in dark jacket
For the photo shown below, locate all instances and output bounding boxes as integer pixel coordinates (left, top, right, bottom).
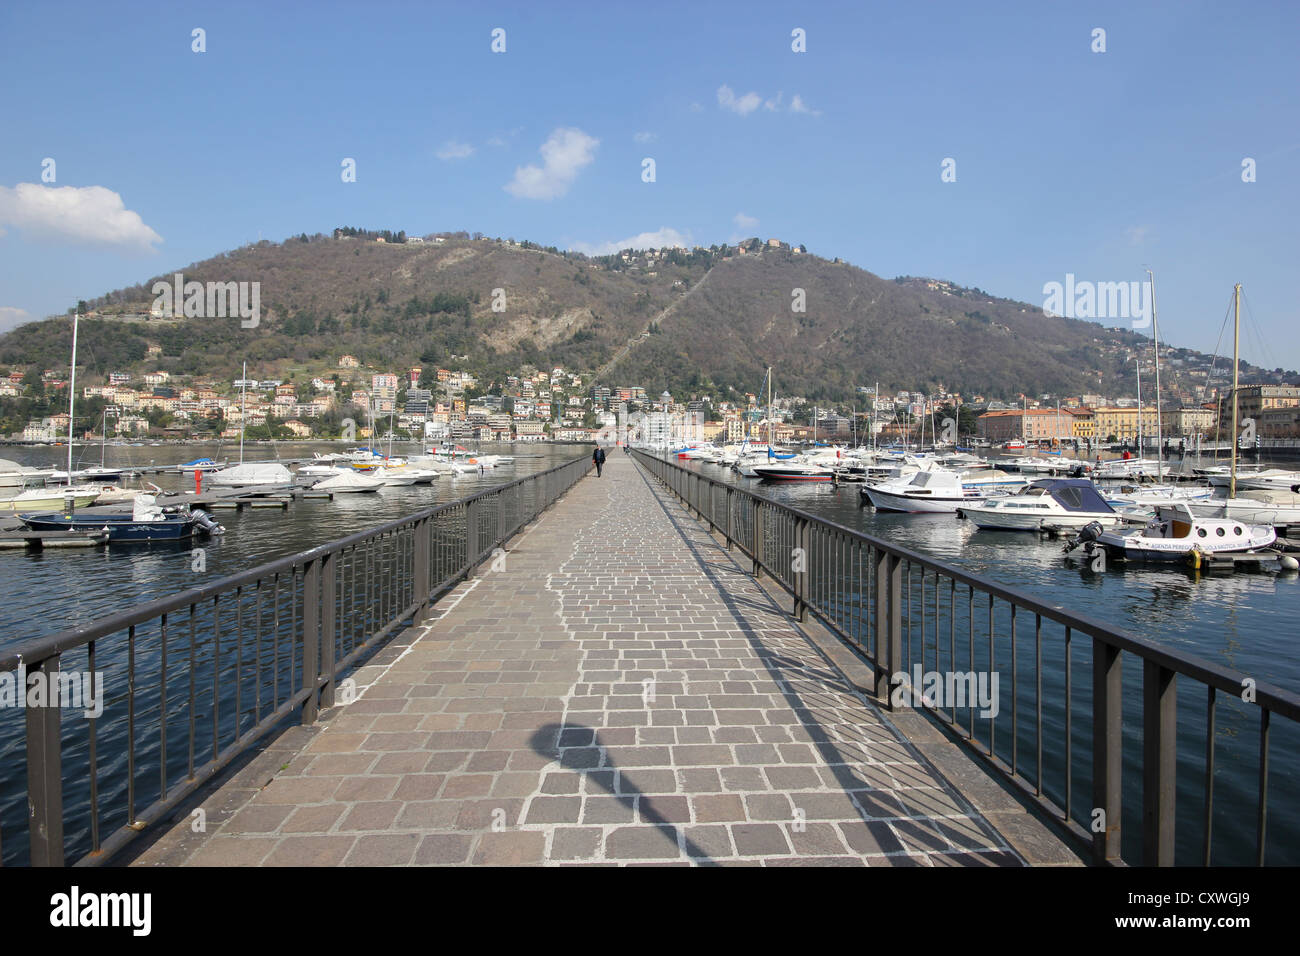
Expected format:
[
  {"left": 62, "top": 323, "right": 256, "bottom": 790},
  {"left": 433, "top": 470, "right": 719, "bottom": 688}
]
[{"left": 593, "top": 446, "right": 606, "bottom": 477}]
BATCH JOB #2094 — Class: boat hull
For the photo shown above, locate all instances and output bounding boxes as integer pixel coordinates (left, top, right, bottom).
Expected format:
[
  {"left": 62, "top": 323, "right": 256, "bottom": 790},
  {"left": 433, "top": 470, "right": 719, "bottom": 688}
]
[
  {"left": 862, "top": 487, "right": 972, "bottom": 513},
  {"left": 20, "top": 513, "right": 199, "bottom": 541}
]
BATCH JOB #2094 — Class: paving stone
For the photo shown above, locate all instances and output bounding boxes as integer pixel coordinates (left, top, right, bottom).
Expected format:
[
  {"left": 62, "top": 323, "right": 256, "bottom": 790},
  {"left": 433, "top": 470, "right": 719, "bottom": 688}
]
[
  {"left": 605, "top": 825, "right": 682, "bottom": 860},
  {"left": 472, "top": 831, "right": 546, "bottom": 865},
  {"left": 731, "top": 823, "right": 792, "bottom": 857},
  {"left": 551, "top": 827, "right": 603, "bottom": 861},
  {"left": 413, "top": 832, "right": 475, "bottom": 868}
]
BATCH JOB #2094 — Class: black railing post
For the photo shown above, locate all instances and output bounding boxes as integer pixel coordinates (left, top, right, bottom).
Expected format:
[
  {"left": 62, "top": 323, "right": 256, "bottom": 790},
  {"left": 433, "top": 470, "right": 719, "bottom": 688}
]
[
  {"left": 724, "top": 486, "right": 734, "bottom": 549},
  {"left": 752, "top": 501, "right": 765, "bottom": 578},
  {"left": 871, "top": 549, "right": 889, "bottom": 703},
  {"left": 319, "top": 551, "right": 337, "bottom": 710},
  {"left": 873, "top": 551, "right": 902, "bottom": 708},
  {"left": 793, "top": 517, "right": 810, "bottom": 622},
  {"left": 1092, "top": 639, "right": 1123, "bottom": 864},
  {"left": 26, "top": 654, "right": 65, "bottom": 867},
  {"left": 413, "top": 516, "right": 431, "bottom": 624},
  {"left": 301, "top": 559, "right": 320, "bottom": 725},
  {"left": 1143, "top": 660, "right": 1177, "bottom": 865},
  {"left": 466, "top": 498, "right": 481, "bottom": 566}
]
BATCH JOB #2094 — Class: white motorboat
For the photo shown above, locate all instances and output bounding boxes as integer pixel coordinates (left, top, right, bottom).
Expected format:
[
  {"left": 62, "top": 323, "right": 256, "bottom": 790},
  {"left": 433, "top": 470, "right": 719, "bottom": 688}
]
[
  {"left": 861, "top": 470, "right": 995, "bottom": 513},
  {"left": 1194, "top": 463, "right": 1271, "bottom": 487},
  {"left": 1093, "top": 458, "right": 1162, "bottom": 480},
  {"left": 208, "top": 462, "right": 295, "bottom": 487},
  {"left": 78, "top": 484, "right": 152, "bottom": 505},
  {"left": 311, "top": 470, "right": 384, "bottom": 493},
  {"left": 1083, "top": 503, "right": 1276, "bottom": 563},
  {"left": 751, "top": 458, "right": 836, "bottom": 482},
  {"left": 0, "top": 458, "right": 55, "bottom": 491},
  {"left": 960, "top": 479, "right": 1123, "bottom": 531},
  {"left": 371, "top": 467, "right": 419, "bottom": 486},
  {"left": 296, "top": 463, "right": 341, "bottom": 478},
  {"left": 0, "top": 486, "right": 101, "bottom": 512},
  {"left": 1236, "top": 469, "right": 1300, "bottom": 492},
  {"left": 1188, "top": 489, "right": 1300, "bottom": 527},
  {"left": 1103, "top": 483, "right": 1217, "bottom": 521},
  {"left": 960, "top": 469, "right": 1029, "bottom": 493}
]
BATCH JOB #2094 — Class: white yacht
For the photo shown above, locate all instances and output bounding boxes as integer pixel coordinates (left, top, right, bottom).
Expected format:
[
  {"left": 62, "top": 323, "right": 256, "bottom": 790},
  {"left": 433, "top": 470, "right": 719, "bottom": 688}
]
[
  {"left": 960, "top": 479, "right": 1123, "bottom": 531},
  {"left": 862, "top": 469, "right": 994, "bottom": 514}
]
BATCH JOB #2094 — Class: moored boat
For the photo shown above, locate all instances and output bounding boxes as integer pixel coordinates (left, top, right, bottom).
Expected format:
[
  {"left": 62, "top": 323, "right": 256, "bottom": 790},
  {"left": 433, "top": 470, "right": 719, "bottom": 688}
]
[
  {"left": 1081, "top": 503, "right": 1276, "bottom": 563},
  {"left": 960, "top": 478, "right": 1123, "bottom": 531}
]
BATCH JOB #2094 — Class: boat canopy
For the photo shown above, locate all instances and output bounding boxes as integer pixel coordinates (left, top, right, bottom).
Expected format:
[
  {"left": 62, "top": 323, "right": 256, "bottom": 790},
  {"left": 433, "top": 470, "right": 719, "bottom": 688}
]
[{"left": 1032, "top": 478, "right": 1114, "bottom": 513}]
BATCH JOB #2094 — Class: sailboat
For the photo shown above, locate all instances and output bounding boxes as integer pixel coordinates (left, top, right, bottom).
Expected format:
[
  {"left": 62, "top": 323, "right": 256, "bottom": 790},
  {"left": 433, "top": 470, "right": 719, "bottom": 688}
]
[
  {"left": 209, "top": 362, "right": 293, "bottom": 488},
  {"left": 1187, "top": 283, "right": 1300, "bottom": 526}
]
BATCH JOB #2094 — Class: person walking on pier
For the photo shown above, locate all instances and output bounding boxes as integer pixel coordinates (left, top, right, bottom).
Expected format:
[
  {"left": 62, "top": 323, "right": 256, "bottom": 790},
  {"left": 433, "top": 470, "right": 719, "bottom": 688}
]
[{"left": 592, "top": 445, "right": 606, "bottom": 477}]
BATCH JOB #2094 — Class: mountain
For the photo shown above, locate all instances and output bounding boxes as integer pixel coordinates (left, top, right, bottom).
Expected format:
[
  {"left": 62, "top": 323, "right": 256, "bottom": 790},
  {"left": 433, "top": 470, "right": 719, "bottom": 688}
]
[{"left": 1, "top": 233, "right": 1291, "bottom": 403}]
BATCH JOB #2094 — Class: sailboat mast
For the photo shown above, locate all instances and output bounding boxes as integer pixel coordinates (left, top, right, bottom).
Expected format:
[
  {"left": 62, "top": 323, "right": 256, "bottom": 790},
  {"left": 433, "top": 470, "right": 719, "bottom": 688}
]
[
  {"left": 66, "top": 312, "right": 79, "bottom": 487},
  {"left": 1230, "top": 283, "right": 1241, "bottom": 498},
  {"left": 1147, "top": 269, "right": 1164, "bottom": 480},
  {"left": 1135, "top": 359, "right": 1143, "bottom": 455},
  {"left": 239, "top": 360, "right": 247, "bottom": 464},
  {"left": 767, "top": 366, "right": 772, "bottom": 451}
]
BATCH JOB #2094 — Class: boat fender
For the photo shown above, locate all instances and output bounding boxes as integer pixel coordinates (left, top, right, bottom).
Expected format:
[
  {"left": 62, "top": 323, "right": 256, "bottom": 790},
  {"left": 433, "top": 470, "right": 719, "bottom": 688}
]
[
  {"left": 1279, "top": 554, "right": 1300, "bottom": 572},
  {"left": 1186, "top": 547, "right": 1203, "bottom": 571}
]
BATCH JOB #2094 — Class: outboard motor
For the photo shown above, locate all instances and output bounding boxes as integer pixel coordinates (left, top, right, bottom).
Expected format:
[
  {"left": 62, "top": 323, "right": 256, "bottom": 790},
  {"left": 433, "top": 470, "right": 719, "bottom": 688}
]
[
  {"left": 193, "top": 511, "right": 225, "bottom": 536},
  {"left": 1063, "top": 520, "right": 1105, "bottom": 554}
]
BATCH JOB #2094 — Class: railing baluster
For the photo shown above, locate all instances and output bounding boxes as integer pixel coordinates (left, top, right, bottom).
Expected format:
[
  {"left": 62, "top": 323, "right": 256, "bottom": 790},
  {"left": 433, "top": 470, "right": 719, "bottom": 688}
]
[
  {"left": 1142, "top": 659, "right": 1177, "bottom": 865},
  {"left": 1092, "top": 639, "right": 1123, "bottom": 863},
  {"left": 26, "top": 654, "right": 65, "bottom": 867}
]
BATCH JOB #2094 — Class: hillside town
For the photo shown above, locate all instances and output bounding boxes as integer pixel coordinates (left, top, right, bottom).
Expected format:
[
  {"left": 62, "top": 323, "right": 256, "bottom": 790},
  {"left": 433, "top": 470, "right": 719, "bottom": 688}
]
[{"left": 3, "top": 342, "right": 1297, "bottom": 447}]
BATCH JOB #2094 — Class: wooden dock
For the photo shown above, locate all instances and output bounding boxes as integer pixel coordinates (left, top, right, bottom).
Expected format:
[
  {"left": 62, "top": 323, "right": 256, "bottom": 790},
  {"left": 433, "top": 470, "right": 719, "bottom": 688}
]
[{"left": 0, "top": 522, "right": 108, "bottom": 549}]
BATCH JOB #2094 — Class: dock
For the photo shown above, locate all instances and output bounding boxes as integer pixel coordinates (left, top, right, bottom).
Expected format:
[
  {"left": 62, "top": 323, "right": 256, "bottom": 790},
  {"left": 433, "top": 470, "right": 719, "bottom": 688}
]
[
  {"left": 0, "top": 520, "right": 108, "bottom": 548},
  {"left": 127, "top": 455, "right": 1079, "bottom": 867}
]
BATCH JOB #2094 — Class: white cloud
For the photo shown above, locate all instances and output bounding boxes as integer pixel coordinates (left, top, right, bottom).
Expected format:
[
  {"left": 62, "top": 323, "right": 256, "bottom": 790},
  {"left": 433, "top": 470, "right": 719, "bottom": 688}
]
[
  {"left": 1125, "top": 225, "right": 1150, "bottom": 245},
  {"left": 504, "top": 127, "right": 599, "bottom": 200},
  {"left": 0, "top": 306, "right": 32, "bottom": 331},
  {"left": 733, "top": 212, "right": 759, "bottom": 230},
  {"left": 719, "top": 85, "right": 819, "bottom": 117},
  {"left": 790, "top": 94, "right": 820, "bottom": 115},
  {"left": 486, "top": 137, "right": 507, "bottom": 148},
  {"left": 435, "top": 140, "right": 475, "bottom": 160},
  {"left": 0, "top": 183, "right": 161, "bottom": 250},
  {"left": 689, "top": 102, "right": 703, "bottom": 113},
  {"left": 634, "top": 131, "right": 656, "bottom": 143},
  {"left": 718, "top": 85, "right": 762, "bottom": 116},
  {"left": 570, "top": 226, "right": 690, "bottom": 257}
]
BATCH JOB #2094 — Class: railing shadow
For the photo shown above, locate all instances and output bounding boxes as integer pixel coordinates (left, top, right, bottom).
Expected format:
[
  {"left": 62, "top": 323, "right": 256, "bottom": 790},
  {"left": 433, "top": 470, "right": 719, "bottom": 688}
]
[
  {"left": 528, "top": 723, "right": 715, "bottom": 864},
  {"left": 628, "top": 461, "right": 1019, "bottom": 863}
]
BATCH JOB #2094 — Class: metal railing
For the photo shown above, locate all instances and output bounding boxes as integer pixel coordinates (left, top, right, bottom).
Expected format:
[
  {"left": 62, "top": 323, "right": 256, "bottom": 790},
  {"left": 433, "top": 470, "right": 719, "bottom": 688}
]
[
  {"left": 0, "top": 454, "right": 591, "bottom": 867},
  {"left": 632, "top": 449, "right": 1300, "bottom": 866}
]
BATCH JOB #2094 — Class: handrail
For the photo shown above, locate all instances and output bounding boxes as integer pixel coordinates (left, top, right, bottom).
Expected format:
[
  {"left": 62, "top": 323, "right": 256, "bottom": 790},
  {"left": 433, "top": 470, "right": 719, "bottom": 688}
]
[
  {"left": 631, "top": 448, "right": 1300, "bottom": 866},
  {"left": 0, "top": 454, "right": 592, "bottom": 867}
]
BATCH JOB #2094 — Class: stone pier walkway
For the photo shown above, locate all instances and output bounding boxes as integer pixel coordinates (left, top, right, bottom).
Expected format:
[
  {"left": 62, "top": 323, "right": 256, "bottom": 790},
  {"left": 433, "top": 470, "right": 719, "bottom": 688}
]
[{"left": 132, "top": 454, "right": 1080, "bottom": 866}]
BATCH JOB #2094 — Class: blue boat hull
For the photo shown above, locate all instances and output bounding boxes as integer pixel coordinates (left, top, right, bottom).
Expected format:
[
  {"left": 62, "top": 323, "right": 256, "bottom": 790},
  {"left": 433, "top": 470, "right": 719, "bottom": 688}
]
[{"left": 20, "top": 513, "right": 198, "bottom": 541}]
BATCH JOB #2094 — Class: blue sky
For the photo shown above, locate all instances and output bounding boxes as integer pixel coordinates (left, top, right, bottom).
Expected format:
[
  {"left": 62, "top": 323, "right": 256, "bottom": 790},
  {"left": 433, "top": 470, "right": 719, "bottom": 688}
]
[{"left": 2, "top": 0, "right": 1297, "bottom": 369}]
